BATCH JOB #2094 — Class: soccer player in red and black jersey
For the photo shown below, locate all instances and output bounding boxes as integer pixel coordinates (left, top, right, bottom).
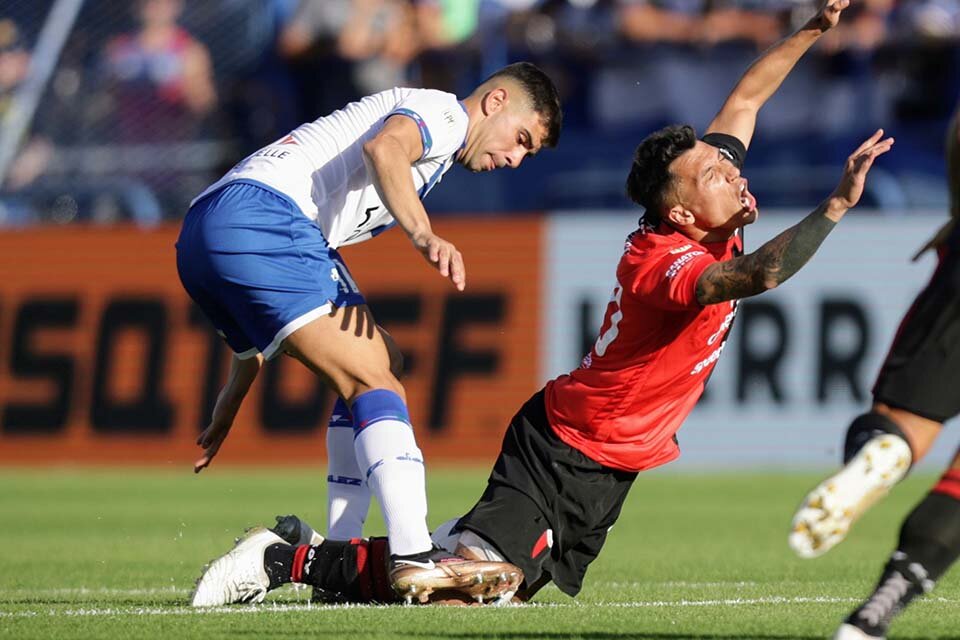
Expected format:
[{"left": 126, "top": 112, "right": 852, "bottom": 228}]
[
  {"left": 188, "top": 0, "right": 896, "bottom": 607},
  {"left": 789, "top": 105, "right": 960, "bottom": 640}
]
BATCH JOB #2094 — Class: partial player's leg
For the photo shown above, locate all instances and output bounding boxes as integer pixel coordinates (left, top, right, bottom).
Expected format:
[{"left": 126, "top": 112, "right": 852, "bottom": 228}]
[
  {"left": 833, "top": 448, "right": 960, "bottom": 640},
  {"left": 789, "top": 408, "right": 922, "bottom": 558},
  {"left": 325, "top": 326, "right": 401, "bottom": 540},
  {"left": 325, "top": 398, "right": 370, "bottom": 538},
  {"left": 282, "top": 305, "right": 518, "bottom": 603},
  {"left": 456, "top": 390, "right": 637, "bottom": 600},
  {"left": 790, "top": 244, "right": 960, "bottom": 558},
  {"left": 192, "top": 515, "right": 523, "bottom": 606}
]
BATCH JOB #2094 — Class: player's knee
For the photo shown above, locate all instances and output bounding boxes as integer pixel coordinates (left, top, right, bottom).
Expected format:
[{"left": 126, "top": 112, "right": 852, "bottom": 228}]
[{"left": 844, "top": 411, "right": 912, "bottom": 464}]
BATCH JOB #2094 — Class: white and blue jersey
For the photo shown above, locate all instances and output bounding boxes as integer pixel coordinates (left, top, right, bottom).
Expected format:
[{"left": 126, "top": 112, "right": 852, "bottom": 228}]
[
  {"left": 177, "top": 88, "right": 468, "bottom": 360},
  {"left": 192, "top": 87, "right": 468, "bottom": 248}
]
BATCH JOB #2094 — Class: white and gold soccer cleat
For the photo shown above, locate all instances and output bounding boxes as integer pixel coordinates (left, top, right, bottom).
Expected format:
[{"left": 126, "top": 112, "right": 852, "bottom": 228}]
[
  {"left": 789, "top": 435, "right": 911, "bottom": 559},
  {"left": 389, "top": 546, "right": 523, "bottom": 605},
  {"left": 191, "top": 526, "right": 285, "bottom": 607}
]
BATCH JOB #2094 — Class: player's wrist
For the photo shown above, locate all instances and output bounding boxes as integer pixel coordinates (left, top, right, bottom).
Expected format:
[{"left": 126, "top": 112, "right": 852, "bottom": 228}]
[{"left": 823, "top": 196, "right": 848, "bottom": 221}]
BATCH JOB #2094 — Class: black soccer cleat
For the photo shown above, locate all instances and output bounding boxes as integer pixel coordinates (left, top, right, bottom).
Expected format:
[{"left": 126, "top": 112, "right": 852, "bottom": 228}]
[{"left": 833, "top": 551, "right": 932, "bottom": 640}]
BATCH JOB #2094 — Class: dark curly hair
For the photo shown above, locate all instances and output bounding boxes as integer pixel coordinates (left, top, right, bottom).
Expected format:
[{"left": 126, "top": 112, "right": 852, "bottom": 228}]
[
  {"left": 625, "top": 124, "right": 697, "bottom": 224},
  {"left": 483, "top": 62, "right": 563, "bottom": 148}
]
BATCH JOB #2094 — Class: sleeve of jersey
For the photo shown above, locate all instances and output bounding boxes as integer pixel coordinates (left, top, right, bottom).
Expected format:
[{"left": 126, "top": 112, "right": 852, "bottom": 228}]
[
  {"left": 386, "top": 90, "right": 468, "bottom": 162},
  {"left": 627, "top": 248, "right": 718, "bottom": 310}
]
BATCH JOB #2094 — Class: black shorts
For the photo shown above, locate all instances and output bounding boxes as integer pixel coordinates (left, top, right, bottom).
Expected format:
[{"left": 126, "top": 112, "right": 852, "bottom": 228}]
[
  {"left": 456, "top": 390, "right": 637, "bottom": 598},
  {"left": 874, "top": 230, "right": 960, "bottom": 423}
]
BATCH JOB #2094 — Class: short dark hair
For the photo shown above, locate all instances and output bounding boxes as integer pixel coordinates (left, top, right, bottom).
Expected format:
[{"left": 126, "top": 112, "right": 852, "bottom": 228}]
[
  {"left": 625, "top": 124, "right": 697, "bottom": 224},
  {"left": 484, "top": 62, "right": 562, "bottom": 148}
]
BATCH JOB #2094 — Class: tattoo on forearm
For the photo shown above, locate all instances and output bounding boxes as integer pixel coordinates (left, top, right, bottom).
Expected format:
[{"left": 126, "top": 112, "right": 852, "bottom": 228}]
[{"left": 696, "top": 206, "right": 837, "bottom": 305}]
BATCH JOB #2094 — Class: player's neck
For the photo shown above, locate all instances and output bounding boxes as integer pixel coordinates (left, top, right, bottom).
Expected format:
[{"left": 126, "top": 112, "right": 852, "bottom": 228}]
[
  {"left": 457, "top": 95, "right": 482, "bottom": 163},
  {"left": 664, "top": 220, "right": 733, "bottom": 245}
]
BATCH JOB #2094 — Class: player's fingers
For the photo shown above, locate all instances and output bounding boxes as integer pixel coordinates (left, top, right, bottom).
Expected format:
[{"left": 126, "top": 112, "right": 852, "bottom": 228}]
[
  {"left": 194, "top": 455, "right": 210, "bottom": 473},
  {"left": 853, "top": 129, "right": 883, "bottom": 156},
  {"left": 450, "top": 250, "right": 465, "bottom": 291},
  {"left": 436, "top": 244, "right": 451, "bottom": 277},
  {"left": 862, "top": 138, "right": 894, "bottom": 162}
]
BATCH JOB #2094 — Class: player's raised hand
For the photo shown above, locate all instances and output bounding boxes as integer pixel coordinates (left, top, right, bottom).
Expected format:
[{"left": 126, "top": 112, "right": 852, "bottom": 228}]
[
  {"left": 412, "top": 231, "right": 466, "bottom": 291},
  {"left": 810, "top": 0, "right": 850, "bottom": 32},
  {"left": 830, "top": 129, "right": 894, "bottom": 210}
]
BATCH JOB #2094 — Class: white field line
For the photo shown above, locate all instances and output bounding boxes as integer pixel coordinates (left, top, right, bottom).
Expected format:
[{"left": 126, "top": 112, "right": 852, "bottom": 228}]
[
  {"left": 1, "top": 596, "right": 958, "bottom": 619},
  {"left": 0, "top": 582, "right": 755, "bottom": 598},
  {"left": 0, "top": 587, "right": 191, "bottom": 597}
]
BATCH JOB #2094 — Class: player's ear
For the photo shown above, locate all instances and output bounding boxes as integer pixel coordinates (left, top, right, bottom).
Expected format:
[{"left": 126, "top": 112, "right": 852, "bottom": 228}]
[
  {"left": 481, "top": 88, "right": 508, "bottom": 116},
  {"left": 666, "top": 204, "right": 693, "bottom": 227}
]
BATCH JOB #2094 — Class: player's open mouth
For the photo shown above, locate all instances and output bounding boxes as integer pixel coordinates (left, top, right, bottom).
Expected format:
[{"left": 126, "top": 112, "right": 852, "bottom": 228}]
[{"left": 739, "top": 181, "right": 757, "bottom": 212}]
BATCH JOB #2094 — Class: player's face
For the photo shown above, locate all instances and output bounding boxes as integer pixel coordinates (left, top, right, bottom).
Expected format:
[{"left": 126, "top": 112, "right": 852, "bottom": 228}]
[
  {"left": 672, "top": 141, "right": 758, "bottom": 232},
  {"left": 462, "top": 104, "right": 545, "bottom": 173}
]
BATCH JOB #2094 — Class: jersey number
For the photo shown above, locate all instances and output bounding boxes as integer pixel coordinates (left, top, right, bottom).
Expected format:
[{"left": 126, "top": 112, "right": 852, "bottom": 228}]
[
  {"left": 344, "top": 206, "right": 379, "bottom": 243},
  {"left": 594, "top": 282, "right": 624, "bottom": 357}
]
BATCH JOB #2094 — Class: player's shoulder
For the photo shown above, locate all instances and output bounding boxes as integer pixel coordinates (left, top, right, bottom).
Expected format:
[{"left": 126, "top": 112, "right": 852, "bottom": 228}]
[{"left": 396, "top": 87, "right": 461, "bottom": 108}]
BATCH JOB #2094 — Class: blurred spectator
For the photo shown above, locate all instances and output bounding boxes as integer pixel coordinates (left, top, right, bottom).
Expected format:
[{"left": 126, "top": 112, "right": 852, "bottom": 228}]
[
  {"left": 101, "top": 0, "right": 216, "bottom": 142},
  {"left": 812, "top": 0, "right": 893, "bottom": 53},
  {"left": 899, "top": 0, "right": 960, "bottom": 39},
  {"left": 278, "top": 0, "right": 418, "bottom": 119},
  {"left": 618, "top": 0, "right": 791, "bottom": 50},
  {"left": 0, "top": 18, "right": 52, "bottom": 191},
  {"left": 617, "top": 0, "right": 704, "bottom": 45},
  {"left": 415, "top": 0, "right": 482, "bottom": 48}
]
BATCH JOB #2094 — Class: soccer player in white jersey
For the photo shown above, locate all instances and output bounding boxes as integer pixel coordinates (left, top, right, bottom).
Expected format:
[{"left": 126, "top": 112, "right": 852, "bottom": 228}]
[{"left": 178, "top": 62, "right": 562, "bottom": 605}]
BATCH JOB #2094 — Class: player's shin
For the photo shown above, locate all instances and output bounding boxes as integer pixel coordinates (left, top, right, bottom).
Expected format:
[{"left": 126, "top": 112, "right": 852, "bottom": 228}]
[
  {"left": 327, "top": 398, "right": 371, "bottom": 539},
  {"left": 352, "top": 390, "right": 433, "bottom": 557}
]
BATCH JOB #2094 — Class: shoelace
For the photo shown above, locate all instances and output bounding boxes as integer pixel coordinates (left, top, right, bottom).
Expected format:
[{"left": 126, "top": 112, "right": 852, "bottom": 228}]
[{"left": 856, "top": 571, "right": 911, "bottom": 628}]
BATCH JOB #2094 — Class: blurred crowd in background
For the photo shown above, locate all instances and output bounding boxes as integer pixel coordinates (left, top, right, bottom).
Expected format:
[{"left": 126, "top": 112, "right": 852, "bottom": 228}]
[{"left": 1, "top": 0, "right": 959, "bottom": 225}]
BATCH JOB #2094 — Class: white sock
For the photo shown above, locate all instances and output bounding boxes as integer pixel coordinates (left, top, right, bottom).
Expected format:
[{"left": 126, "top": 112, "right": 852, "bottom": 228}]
[
  {"left": 326, "top": 417, "right": 370, "bottom": 539},
  {"left": 354, "top": 419, "right": 432, "bottom": 556}
]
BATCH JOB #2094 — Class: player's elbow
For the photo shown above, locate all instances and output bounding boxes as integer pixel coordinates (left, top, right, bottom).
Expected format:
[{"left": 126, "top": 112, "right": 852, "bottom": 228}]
[{"left": 362, "top": 137, "right": 387, "bottom": 164}]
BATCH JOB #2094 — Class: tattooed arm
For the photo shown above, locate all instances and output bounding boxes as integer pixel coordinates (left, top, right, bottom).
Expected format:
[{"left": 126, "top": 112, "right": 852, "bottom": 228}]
[{"left": 697, "top": 129, "right": 895, "bottom": 305}]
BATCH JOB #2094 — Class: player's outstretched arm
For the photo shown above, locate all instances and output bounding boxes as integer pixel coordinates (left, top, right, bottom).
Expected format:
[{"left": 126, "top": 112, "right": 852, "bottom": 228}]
[
  {"left": 363, "top": 117, "right": 466, "bottom": 291},
  {"left": 194, "top": 353, "right": 264, "bottom": 473},
  {"left": 696, "top": 130, "right": 894, "bottom": 305},
  {"left": 705, "top": 0, "right": 849, "bottom": 149}
]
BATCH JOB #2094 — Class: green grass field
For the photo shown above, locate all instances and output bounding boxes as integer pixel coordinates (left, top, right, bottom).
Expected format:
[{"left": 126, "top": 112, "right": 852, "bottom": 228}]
[{"left": 1, "top": 467, "right": 957, "bottom": 639}]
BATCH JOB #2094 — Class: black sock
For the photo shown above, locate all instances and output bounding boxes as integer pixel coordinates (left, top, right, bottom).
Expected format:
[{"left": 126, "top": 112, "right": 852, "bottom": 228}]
[
  {"left": 264, "top": 538, "right": 395, "bottom": 603},
  {"left": 264, "top": 543, "right": 296, "bottom": 590},
  {"left": 897, "top": 491, "right": 960, "bottom": 582},
  {"left": 843, "top": 412, "right": 912, "bottom": 465}
]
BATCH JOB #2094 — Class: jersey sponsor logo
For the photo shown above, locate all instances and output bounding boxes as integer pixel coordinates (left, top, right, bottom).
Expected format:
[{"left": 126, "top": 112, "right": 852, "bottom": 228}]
[
  {"left": 253, "top": 147, "right": 292, "bottom": 160},
  {"left": 707, "top": 306, "right": 739, "bottom": 346},
  {"left": 665, "top": 251, "right": 705, "bottom": 279},
  {"left": 691, "top": 341, "right": 727, "bottom": 375},
  {"left": 669, "top": 244, "right": 693, "bottom": 254}
]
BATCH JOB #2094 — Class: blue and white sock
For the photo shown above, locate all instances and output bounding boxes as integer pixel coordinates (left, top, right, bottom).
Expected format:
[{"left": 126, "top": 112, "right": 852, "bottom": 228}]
[
  {"left": 326, "top": 398, "right": 370, "bottom": 540},
  {"left": 352, "top": 389, "right": 432, "bottom": 557}
]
